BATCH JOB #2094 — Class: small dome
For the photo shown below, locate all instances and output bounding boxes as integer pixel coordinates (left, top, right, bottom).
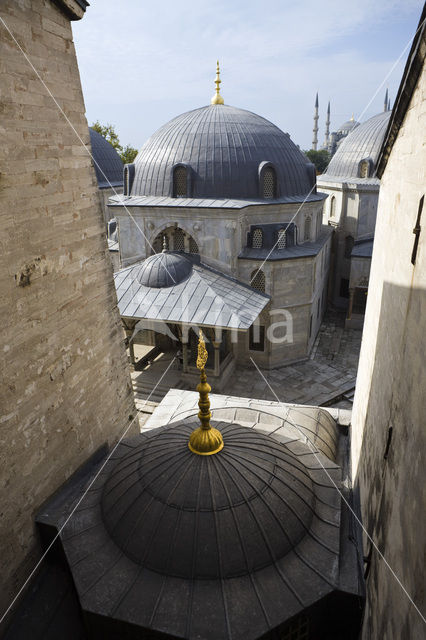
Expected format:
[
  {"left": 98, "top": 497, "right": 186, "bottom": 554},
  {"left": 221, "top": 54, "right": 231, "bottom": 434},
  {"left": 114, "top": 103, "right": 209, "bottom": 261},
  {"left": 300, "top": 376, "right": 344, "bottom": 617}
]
[
  {"left": 101, "top": 420, "right": 315, "bottom": 579},
  {"left": 324, "top": 111, "right": 391, "bottom": 179},
  {"left": 89, "top": 128, "right": 123, "bottom": 188},
  {"left": 131, "top": 104, "right": 314, "bottom": 200},
  {"left": 136, "top": 251, "right": 193, "bottom": 288}
]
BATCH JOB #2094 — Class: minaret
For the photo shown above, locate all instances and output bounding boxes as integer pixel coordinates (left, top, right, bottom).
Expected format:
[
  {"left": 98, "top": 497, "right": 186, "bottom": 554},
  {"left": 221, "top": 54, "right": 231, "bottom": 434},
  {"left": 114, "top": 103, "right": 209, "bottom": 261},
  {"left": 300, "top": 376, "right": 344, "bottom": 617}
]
[
  {"left": 324, "top": 100, "right": 330, "bottom": 148},
  {"left": 312, "top": 92, "right": 319, "bottom": 150},
  {"left": 384, "top": 88, "right": 389, "bottom": 112},
  {"left": 388, "top": 96, "right": 391, "bottom": 111}
]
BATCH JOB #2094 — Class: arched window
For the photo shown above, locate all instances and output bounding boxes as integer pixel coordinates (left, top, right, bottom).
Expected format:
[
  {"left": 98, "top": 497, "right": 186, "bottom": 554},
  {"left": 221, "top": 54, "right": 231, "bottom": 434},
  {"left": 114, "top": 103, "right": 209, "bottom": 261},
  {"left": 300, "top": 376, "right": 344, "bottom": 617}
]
[
  {"left": 262, "top": 167, "right": 277, "bottom": 199},
  {"left": 173, "top": 228, "right": 185, "bottom": 251},
  {"left": 330, "top": 196, "right": 336, "bottom": 218},
  {"left": 304, "top": 216, "right": 311, "bottom": 241},
  {"left": 189, "top": 237, "right": 199, "bottom": 254},
  {"left": 173, "top": 165, "right": 187, "bottom": 197},
  {"left": 152, "top": 226, "right": 199, "bottom": 255},
  {"left": 277, "top": 228, "right": 287, "bottom": 249},
  {"left": 123, "top": 163, "right": 135, "bottom": 196},
  {"left": 252, "top": 228, "right": 263, "bottom": 249},
  {"left": 359, "top": 159, "right": 370, "bottom": 178},
  {"left": 250, "top": 269, "right": 265, "bottom": 292}
]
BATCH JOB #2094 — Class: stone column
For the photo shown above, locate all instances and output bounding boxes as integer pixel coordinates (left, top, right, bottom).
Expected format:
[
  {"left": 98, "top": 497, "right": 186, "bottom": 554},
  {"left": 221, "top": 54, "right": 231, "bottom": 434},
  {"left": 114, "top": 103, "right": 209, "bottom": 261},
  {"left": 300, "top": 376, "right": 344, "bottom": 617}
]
[
  {"left": 212, "top": 341, "right": 221, "bottom": 376},
  {"left": 129, "top": 339, "right": 135, "bottom": 364},
  {"left": 182, "top": 341, "right": 188, "bottom": 373}
]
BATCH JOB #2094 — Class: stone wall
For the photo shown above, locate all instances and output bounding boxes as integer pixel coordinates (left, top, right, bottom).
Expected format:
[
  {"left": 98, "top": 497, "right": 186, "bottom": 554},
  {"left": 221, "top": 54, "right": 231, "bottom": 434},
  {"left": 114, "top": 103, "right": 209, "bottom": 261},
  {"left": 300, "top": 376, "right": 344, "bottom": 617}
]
[
  {"left": 319, "top": 180, "right": 380, "bottom": 308},
  {"left": 351, "top": 61, "right": 426, "bottom": 639},
  {"left": 0, "top": 0, "right": 135, "bottom": 616}
]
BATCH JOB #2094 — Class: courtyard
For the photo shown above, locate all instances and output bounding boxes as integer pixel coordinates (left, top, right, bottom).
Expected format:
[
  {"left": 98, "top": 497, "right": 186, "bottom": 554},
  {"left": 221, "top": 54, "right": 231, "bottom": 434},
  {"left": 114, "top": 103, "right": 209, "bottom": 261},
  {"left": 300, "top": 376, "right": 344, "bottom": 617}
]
[{"left": 132, "top": 309, "right": 362, "bottom": 424}]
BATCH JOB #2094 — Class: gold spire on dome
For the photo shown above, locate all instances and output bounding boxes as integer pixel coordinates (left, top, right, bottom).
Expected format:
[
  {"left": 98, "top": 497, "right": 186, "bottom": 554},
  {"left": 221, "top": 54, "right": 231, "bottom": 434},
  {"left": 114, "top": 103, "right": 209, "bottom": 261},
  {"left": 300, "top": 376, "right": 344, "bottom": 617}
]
[
  {"left": 188, "top": 331, "right": 224, "bottom": 455},
  {"left": 350, "top": 113, "right": 354, "bottom": 121},
  {"left": 211, "top": 60, "right": 224, "bottom": 105}
]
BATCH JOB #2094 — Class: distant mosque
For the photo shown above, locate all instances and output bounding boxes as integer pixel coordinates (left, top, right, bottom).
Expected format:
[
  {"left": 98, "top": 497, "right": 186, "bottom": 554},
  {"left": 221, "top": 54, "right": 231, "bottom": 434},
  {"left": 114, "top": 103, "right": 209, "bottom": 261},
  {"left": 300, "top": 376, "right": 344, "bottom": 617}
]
[{"left": 311, "top": 89, "right": 391, "bottom": 155}]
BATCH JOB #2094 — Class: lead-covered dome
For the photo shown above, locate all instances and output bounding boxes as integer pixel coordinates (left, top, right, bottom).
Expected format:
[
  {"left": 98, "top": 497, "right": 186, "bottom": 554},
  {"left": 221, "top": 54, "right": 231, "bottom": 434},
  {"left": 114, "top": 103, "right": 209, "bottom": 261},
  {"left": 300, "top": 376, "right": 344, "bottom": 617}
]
[
  {"left": 101, "top": 421, "right": 315, "bottom": 579},
  {"left": 324, "top": 111, "right": 391, "bottom": 179},
  {"left": 135, "top": 252, "right": 193, "bottom": 288},
  {"left": 89, "top": 127, "right": 123, "bottom": 188},
  {"left": 131, "top": 104, "right": 315, "bottom": 199}
]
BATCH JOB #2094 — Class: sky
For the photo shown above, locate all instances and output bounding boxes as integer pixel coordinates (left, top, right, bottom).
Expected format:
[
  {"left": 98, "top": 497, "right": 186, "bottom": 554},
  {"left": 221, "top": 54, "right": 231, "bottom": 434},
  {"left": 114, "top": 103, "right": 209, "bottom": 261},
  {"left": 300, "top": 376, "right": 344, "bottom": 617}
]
[{"left": 72, "top": 0, "right": 423, "bottom": 152}]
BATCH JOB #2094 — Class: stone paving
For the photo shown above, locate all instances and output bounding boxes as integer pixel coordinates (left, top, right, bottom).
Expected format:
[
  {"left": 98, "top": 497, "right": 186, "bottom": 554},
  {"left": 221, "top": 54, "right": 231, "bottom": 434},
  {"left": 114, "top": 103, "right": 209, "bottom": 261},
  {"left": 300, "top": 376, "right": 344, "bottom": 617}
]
[{"left": 229, "top": 309, "right": 362, "bottom": 407}]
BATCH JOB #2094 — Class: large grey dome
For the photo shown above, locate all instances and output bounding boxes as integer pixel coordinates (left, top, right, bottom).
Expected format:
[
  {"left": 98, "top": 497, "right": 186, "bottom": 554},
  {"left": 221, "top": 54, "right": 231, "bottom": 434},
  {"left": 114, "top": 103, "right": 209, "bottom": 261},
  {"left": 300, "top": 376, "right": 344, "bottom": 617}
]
[
  {"left": 89, "top": 128, "right": 123, "bottom": 188},
  {"left": 324, "top": 111, "right": 391, "bottom": 179},
  {"left": 101, "top": 420, "right": 315, "bottom": 579},
  {"left": 131, "top": 104, "right": 315, "bottom": 199},
  {"left": 136, "top": 251, "right": 193, "bottom": 288},
  {"left": 336, "top": 118, "right": 360, "bottom": 135}
]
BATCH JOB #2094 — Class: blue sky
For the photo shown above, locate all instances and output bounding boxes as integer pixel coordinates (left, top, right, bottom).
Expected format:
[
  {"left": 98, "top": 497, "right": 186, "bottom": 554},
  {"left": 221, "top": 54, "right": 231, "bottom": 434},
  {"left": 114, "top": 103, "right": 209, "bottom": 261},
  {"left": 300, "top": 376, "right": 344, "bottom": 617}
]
[{"left": 72, "top": 0, "right": 423, "bottom": 152}]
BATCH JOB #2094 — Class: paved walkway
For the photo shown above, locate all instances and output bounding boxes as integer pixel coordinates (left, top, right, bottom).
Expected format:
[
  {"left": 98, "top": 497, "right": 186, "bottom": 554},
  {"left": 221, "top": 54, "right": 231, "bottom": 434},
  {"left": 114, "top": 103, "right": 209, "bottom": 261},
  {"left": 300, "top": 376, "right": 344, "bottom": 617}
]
[
  {"left": 230, "top": 310, "right": 361, "bottom": 407},
  {"left": 133, "top": 309, "right": 362, "bottom": 424}
]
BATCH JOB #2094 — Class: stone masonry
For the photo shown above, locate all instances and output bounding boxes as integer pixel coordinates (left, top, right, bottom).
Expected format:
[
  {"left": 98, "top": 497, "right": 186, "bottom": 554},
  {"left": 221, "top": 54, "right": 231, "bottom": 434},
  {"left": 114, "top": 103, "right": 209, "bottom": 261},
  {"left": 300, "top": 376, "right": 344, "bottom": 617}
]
[{"left": 0, "top": 0, "right": 135, "bottom": 617}]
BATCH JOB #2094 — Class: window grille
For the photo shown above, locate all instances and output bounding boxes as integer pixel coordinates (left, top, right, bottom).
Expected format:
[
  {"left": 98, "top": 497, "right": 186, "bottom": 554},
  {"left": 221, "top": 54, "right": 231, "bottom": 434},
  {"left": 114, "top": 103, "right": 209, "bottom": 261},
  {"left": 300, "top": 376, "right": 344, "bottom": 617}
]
[
  {"left": 173, "top": 228, "right": 185, "bottom": 252},
  {"left": 280, "top": 614, "right": 309, "bottom": 639},
  {"left": 277, "top": 228, "right": 287, "bottom": 249},
  {"left": 251, "top": 269, "right": 265, "bottom": 292},
  {"left": 304, "top": 217, "right": 311, "bottom": 241},
  {"left": 153, "top": 232, "right": 169, "bottom": 253},
  {"left": 189, "top": 236, "right": 199, "bottom": 254},
  {"left": 173, "top": 166, "right": 187, "bottom": 197},
  {"left": 359, "top": 160, "right": 369, "bottom": 178},
  {"left": 262, "top": 167, "right": 276, "bottom": 199},
  {"left": 252, "top": 228, "right": 263, "bottom": 248}
]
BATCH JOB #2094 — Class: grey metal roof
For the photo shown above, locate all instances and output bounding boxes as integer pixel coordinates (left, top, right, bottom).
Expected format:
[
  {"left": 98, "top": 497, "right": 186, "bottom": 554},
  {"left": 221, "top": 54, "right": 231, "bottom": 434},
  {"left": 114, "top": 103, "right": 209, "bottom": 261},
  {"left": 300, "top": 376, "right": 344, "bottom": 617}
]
[
  {"left": 52, "top": 417, "right": 347, "bottom": 639},
  {"left": 114, "top": 259, "right": 269, "bottom": 329},
  {"left": 131, "top": 104, "right": 315, "bottom": 200},
  {"left": 89, "top": 128, "right": 123, "bottom": 189},
  {"left": 239, "top": 226, "right": 333, "bottom": 261},
  {"left": 351, "top": 239, "right": 374, "bottom": 258},
  {"left": 136, "top": 252, "right": 193, "bottom": 288},
  {"left": 323, "top": 112, "right": 391, "bottom": 179},
  {"left": 108, "top": 192, "right": 326, "bottom": 209}
]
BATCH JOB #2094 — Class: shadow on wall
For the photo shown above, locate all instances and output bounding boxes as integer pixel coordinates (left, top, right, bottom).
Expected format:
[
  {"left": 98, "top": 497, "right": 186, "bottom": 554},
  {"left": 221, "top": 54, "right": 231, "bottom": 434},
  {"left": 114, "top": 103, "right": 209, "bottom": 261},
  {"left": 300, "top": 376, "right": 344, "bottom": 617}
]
[{"left": 352, "top": 282, "right": 426, "bottom": 640}]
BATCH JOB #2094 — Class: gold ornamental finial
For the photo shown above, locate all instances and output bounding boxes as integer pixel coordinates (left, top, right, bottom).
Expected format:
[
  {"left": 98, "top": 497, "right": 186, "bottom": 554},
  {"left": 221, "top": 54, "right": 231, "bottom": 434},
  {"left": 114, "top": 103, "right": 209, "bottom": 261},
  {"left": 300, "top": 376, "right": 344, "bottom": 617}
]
[
  {"left": 350, "top": 113, "right": 354, "bottom": 121},
  {"left": 211, "top": 60, "right": 224, "bottom": 105},
  {"left": 188, "top": 330, "right": 224, "bottom": 455}
]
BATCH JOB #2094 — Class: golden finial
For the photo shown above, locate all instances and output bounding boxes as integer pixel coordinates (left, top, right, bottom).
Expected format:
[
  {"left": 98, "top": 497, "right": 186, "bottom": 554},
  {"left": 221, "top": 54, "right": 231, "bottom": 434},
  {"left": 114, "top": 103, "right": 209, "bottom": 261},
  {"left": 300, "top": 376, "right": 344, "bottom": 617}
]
[
  {"left": 350, "top": 113, "right": 354, "bottom": 121},
  {"left": 188, "top": 330, "right": 224, "bottom": 455},
  {"left": 211, "top": 60, "right": 224, "bottom": 105}
]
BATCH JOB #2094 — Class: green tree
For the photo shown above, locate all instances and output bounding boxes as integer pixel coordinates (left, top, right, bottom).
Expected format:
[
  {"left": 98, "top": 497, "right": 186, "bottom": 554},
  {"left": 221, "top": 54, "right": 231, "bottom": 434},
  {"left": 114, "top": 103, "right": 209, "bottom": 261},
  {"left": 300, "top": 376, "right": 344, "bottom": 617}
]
[
  {"left": 91, "top": 121, "right": 138, "bottom": 164},
  {"left": 304, "top": 149, "right": 331, "bottom": 174},
  {"left": 120, "top": 144, "right": 138, "bottom": 165}
]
